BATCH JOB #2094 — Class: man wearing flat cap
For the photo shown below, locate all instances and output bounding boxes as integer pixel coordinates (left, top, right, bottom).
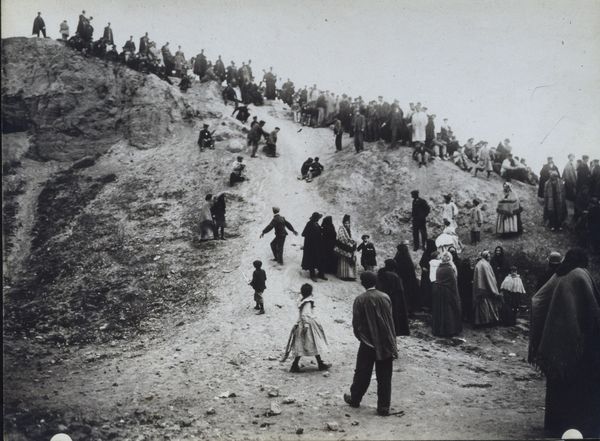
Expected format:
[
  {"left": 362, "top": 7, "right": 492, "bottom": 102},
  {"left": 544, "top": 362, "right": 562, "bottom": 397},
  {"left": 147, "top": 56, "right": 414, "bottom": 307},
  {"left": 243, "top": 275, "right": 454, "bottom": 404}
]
[
  {"left": 260, "top": 207, "right": 298, "bottom": 265},
  {"left": 410, "top": 190, "right": 430, "bottom": 251}
]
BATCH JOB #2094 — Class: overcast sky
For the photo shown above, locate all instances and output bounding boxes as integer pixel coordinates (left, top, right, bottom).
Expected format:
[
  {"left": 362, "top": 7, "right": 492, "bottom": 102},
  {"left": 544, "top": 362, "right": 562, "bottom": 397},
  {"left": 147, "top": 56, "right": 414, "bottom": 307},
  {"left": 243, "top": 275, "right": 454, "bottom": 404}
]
[{"left": 2, "top": 0, "right": 599, "bottom": 171}]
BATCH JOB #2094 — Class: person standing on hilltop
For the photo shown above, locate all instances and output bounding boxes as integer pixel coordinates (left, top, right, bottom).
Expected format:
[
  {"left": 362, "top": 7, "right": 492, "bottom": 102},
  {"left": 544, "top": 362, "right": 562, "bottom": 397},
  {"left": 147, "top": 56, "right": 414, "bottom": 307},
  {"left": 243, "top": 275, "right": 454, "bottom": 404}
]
[
  {"left": 123, "top": 35, "right": 136, "bottom": 53},
  {"left": 32, "top": 12, "right": 46, "bottom": 38},
  {"left": 332, "top": 118, "right": 343, "bottom": 152},
  {"left": 411, "top": 103, "right": 427, "bottom": 144},
  {"left": 139, "top": 32, "right": 149, "bottom": 56},
  {"left": 214, "top": 55, "right": 226, "bottom": 83},
  {"left": 77, "top": 10, "right": 87, "bottom": 36},
  {"left": 344, "top": 272, "right": 398, "bottom": 417},
  {"left": 260, "top": 207, "right": 298, "bottom": 265},
  {"left": 410, "top": 190, "right": 431, "bottom": 251},
  {"left": 575, "top": 155, "right": 592, "bottom": 220},
  {"left": 538, "top": 157, "right": 560, "bottom": 199},
  {"left": 59, "top": 20, "right": 69, "bottom": 41},
  {"left": 103, "top": 22, "right": 114, "bottom": 45},
  {"left": 388, "top": 104, "right": 404, "bottom": 149},
  {"left": 263, "top": 67, "right": 277, "bottom": 100}
]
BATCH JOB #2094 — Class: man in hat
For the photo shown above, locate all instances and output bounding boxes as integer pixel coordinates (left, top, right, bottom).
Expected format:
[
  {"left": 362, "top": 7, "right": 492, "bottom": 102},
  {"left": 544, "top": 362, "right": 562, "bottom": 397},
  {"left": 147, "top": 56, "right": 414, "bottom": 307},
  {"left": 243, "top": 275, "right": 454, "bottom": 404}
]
[
  {"left": 536, "top": 251, "right": 562, "bottom": 290},
  {"left": 139, "top": 32, "right": 149, "bottom": 56},
  {"left": 230, "top": 156, "right": 247, "bottom": 186},
  {"left": 353, "top": 109, "right": 366, "bottom": 153},
  {"left": 265, "top": 127, "right": 280, "bottom": 157},
  {"left": 77, "top": 10, "right": 88, "bottom": 36},
  {"left": 103, "top": 22, "right": 114, "bottom": 45},
  {"left": 198, "top": 124, "right": 215, "bottom": 150},
  {"left": 32, "top": 12, "right": 46, "bottom": 38},
  {"left": 248, "top": 120, "right": 268, "bottom": 158},
  {"left": 301, "top": 212, "right": 327, "bottom": 281},
  {"left": 344, "top": 271, "right": 398, "bottom": 416},
  {"left": 260, "top": 207, "right": 298, "bottom": 265},
  {"left": 410, "top": 190, "right": 430, "bottom": 251}
]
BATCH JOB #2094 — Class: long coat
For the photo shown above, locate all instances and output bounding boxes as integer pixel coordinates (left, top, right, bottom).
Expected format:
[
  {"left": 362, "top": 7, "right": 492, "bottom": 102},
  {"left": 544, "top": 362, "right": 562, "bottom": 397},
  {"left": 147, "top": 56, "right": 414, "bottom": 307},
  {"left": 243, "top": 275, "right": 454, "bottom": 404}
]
[
  {"left": 432, "top": 262, "right": 462, "bottom": 337},
  {"left": 301, "top": 220, "right": 323, "bottom": 271},
  {"left": 376, "top": 269, "right": 410, "bottom": 336},
  {"left": 32, "top": 16, "right": 46, "bottom": 35}
]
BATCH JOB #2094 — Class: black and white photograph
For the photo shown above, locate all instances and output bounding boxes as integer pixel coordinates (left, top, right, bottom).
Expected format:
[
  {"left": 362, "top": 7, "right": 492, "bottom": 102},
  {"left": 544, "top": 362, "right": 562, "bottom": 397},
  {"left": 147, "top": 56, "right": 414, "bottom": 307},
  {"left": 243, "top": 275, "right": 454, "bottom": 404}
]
[{"left": 2, "top": 0, "right": 600, "bottom": 440}]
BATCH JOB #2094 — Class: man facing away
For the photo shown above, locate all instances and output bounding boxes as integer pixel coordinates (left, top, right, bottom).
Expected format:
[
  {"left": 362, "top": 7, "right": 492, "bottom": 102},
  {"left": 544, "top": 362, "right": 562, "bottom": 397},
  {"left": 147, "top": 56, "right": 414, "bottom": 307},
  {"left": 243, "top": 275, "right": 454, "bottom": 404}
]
[
  {"left": 344, "top": 271, "right": 398, "bottom": 416},
  {"left": 260, "top": 207, "right": 298, "bottom": 265}
]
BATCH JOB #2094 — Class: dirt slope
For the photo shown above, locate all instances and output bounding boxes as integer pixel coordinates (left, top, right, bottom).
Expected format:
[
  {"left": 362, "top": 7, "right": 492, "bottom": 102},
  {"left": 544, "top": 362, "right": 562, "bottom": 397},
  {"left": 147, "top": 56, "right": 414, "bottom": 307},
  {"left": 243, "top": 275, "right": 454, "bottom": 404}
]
[{"left": 4, "top": 93, "right": 547, "bottom": 440}]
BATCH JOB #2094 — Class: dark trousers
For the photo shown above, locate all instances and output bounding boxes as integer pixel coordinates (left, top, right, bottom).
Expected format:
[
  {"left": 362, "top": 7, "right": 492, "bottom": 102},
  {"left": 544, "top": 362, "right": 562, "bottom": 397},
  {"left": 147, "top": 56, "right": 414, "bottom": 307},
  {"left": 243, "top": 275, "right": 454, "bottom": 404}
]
[
  {"left": 270, "top": 235, "right": 286, "bottom": 264},
  {"left": 349, "top": 343, "right": 393, "bottom": 411},
  {"left": 335, "top": 133, "right": 342, "bottom": 151},
  {"left": 354, "top": 131, "right": 364, "bottom": 153},
  {"left": 470, "top": 230, "right": 480, "bottom": 244},
  {"left": 412, "top": 222, "right": 427, "bottom": 250},
  {"left": 390, "top": 125, "right": 398, "bottom": 148},
  {"left": 250, "top": 140, "right": 259, "bottom": 157}
]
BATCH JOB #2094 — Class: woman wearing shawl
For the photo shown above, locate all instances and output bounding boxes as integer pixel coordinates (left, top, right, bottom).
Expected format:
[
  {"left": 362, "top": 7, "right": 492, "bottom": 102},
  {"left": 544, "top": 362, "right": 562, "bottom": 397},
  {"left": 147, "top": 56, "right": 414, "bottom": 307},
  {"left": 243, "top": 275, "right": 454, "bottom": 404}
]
[
  {"left": 496, "top": 182, "right": 522, "bottom": 236},
  {"left": 543, "top": 171, "right": 568, "bottom": 231},
  {"left": 393, "top": 242, "right": 420, "bottom": 313},
  {"left": 529, "top": 248, "right": 600, "bottom": 438},
  {"left": 376, "top": 260, "right": 410, "bottom": 336},
  {"left": 301, "top": 212, "right": 327, "bottom": 281},
  {"left": 431, "top": 251, "right": 462, "bottom": 337},
  {"left": 490, "top": 246, "right": 510, "bottom": 286},
  {"left": 320, "top": 216, "right": 337, "bottom": 274},
  {"left": 499, "top": 265, "right": 526, "bottom": 326},
  {"left": 419, "top": 239, "right": 437, "bottom": 310},
  {"left": 282, "top": 283, "right": 331, "bottom": 373},
  {"left": 472, "top": 250, "right": 502, "bottom": 326},
  {"left": 334, "top": 214, "right": 357, "bottom": 281},
  {"left": 453, "top": 250, "right": 474, "bottom": 323}
]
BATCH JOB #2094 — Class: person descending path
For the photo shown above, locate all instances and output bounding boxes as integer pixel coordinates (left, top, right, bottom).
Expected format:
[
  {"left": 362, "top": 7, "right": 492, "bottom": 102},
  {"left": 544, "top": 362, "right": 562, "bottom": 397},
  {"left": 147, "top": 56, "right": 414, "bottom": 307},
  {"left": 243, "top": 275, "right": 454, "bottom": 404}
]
[
  {"left": 344, "top": 272, "right": 398, "bottom": 417},
  {"left": 282, "top": 283, "right": 331, "bottom": 372},
  {"left": 249, "top": 260, "right": 267, "bottom": 314},
  {"left": 260, "top": 207, "right": 298, "bottom": 265}
]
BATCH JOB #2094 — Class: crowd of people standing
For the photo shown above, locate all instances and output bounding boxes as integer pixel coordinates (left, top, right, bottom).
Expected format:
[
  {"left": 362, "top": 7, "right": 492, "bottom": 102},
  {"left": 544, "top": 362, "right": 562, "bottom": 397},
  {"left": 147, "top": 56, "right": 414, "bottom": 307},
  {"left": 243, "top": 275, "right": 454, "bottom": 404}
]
[{"left": 29, "top": 10, "right": 600, "bottom": 437}]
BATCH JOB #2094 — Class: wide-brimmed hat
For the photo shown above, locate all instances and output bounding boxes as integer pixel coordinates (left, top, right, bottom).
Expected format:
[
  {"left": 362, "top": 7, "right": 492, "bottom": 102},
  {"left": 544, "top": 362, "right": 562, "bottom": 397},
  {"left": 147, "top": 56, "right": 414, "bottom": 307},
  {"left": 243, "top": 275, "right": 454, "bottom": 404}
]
[{"left": 310, "top": 212, "right": 322, "bottom": 221}]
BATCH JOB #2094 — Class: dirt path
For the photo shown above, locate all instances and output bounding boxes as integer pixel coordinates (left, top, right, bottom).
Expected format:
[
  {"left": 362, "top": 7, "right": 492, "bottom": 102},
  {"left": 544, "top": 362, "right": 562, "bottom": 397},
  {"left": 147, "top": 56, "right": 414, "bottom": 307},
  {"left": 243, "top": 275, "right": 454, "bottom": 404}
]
[{"left": 4, "top": 99, "right": 546, "bottom": 440}]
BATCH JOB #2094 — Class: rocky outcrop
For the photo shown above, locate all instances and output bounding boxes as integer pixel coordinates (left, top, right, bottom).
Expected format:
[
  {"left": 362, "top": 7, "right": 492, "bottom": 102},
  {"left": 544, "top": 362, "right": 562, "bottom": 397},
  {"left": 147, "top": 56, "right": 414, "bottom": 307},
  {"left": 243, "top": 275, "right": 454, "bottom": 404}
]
[{"left": 1, "top": 37, "right": 195, "bottom": 161}]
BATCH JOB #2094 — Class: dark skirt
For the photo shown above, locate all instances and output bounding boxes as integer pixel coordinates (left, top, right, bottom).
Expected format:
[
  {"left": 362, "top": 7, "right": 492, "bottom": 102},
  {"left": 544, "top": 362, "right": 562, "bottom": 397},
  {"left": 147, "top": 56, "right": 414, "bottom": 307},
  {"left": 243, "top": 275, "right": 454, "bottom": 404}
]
[
  {"left": 431, "top": 283, "right": 462, "bottom": 337},
  {"left": 545, "top": 367, "right": 600, "bottom": 438}
]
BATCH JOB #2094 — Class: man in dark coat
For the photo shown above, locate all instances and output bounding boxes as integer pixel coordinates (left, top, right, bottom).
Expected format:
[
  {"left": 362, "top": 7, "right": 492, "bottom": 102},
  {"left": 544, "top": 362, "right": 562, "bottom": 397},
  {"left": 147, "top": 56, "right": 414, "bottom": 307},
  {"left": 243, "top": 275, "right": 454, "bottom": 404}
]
[
  {"left": 388, "top": 105, "right": 404, "bottom": 148},
  {"left": 32, "top": 12, "right": 46, "bottom": 38},
  {"left": 214, "top": 55, "right": 226, "bottom": 82},
  {"left": 260, "top": 207, "right": 298, "bottom": 264},
  {"left": 376, "top": 260, "right": 410, "bottom": 336},
  {"left": 222, "top": 84, "right": 238, "bottom": 105},
  {"left": 194, "top": 50, "right": 208, "bottom": 78},
  {"left": 247, "top": 120, "right": 268, "bottom": 158},
  {"left": 139, "top": 32, "right": 149, "bottom": 55},
  {"left": 538, "top": 157, "right": 560, "bottom": 199},
  {"left": 344, "top": 272, "right": 398, "bottom": 416},
  {"left": 123, "top": 35, "right": 136, "bottom": 53},
  {"left": 103, "top": 22, "right": 114, "bottom": 45},
  {"left": 425, "top": 114, "right": 436, "bottom": 147},
  {"left": 226, "top": 61, "right": 237, "bottom": 85},
  {"left": 231, "top": 104, "right": 250, "bottom": 123},
  {"left": 353, "top": 109, "right": 366, "bottom": 153},
  {"left": 575, "top": 155, "right": 592, "bottom": 220},
  {"left": 77, "top": 10, "right": 87, "bottom": 36},
  {"left": 301, "top": 212, "right": 327, "bottom": 281},
  {"left": 411, "top": 190, "right": 431, "bottom": 251}
]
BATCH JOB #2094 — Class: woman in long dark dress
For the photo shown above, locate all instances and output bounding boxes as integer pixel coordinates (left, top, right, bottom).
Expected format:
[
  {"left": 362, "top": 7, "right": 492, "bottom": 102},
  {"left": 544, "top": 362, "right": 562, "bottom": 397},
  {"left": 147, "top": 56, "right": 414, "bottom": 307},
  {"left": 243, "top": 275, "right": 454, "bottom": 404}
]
[
  {"left": 301, "top": 212, "right": 327, "bottom": 281},
  {"left": 490, "top": 246, "right": 510, "bottom": 287},
  {"left": 419, "top": 239, "right": 437, "bottom": 310},
  {"left": 431, "top": 252, "right": 463, "bottom": 337},
  {"left": 376, "top": 259, "right": 410, "bottom": 336},
  {"left": 320, "top": 216, "right": 337, "bottom": 274},
  {"left": 393, "top": 242, "right": 420, "bottom": 314}
]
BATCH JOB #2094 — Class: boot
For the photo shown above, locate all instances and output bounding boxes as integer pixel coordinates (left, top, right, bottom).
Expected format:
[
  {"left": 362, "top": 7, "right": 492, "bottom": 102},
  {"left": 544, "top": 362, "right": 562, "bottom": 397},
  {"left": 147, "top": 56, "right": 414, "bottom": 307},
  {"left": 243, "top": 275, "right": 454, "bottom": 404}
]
[
  {"left": 290, "top": 357, "right": 301, "bottom": 373},
  {"left": 316, "top": 355, "right": 331, "bottom": 371}
]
